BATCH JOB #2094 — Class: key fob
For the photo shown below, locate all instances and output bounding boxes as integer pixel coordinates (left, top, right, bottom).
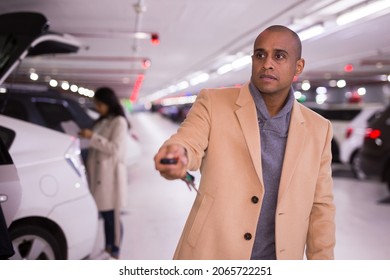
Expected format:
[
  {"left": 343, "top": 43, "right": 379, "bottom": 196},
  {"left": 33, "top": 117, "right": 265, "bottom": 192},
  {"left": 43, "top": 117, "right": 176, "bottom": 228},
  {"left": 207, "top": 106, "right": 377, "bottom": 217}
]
[{"left": 160, "top": 158, "right": 178, "bottom": 164}]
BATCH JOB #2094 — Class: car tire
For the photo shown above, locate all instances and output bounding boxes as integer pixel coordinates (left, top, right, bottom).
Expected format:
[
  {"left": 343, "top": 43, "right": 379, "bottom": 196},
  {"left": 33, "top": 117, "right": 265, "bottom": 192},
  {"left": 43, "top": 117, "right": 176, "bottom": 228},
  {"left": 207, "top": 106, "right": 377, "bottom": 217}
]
[
  {"left": 386, "top": 165, "right": 390, "bottom": 193},
  {"left": 331, "top": 138, "right": 340, "bottom": 163},
  {"left": 9, "top": 225, "right": 64, "bottom": 260},
  {"left": 350, "top": 150, "right": 366, "bottom": 180}
]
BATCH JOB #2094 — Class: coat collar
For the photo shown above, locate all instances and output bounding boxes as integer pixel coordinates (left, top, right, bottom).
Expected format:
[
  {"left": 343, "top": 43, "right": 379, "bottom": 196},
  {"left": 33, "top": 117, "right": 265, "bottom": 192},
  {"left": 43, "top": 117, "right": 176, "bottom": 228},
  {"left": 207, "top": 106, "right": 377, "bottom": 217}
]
[
  {"left": 234, "top": 82, "right": 307, "bottom": 199},
  {"left": 278, "top": 101, "right": 306, "bottom": 203},
  {"left": 235, "top": 82, "right": 264, "bottom": 188}
]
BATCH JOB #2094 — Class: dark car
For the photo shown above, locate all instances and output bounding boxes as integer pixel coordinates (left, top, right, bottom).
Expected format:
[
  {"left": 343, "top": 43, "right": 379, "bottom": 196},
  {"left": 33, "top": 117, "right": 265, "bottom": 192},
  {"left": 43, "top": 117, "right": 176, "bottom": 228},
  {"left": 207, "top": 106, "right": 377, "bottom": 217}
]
[{"left": 360, "top": 105, "right": 390, "bottom": 191}]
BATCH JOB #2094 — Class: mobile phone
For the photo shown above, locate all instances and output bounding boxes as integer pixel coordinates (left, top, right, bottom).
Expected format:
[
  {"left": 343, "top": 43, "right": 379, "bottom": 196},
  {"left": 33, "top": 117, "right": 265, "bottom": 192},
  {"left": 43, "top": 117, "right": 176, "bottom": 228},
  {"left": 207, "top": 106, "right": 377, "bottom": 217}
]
[{"left": 160, "top": 158, "right": 178, "bottom": 164}]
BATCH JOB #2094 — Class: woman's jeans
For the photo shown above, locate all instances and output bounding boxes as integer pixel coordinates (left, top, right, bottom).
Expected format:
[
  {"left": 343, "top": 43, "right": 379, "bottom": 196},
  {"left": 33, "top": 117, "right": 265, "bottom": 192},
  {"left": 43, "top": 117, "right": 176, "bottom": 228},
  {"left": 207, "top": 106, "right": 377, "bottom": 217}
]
[{"left": 100, "top": 210, "right": 121, "bottom": 257}]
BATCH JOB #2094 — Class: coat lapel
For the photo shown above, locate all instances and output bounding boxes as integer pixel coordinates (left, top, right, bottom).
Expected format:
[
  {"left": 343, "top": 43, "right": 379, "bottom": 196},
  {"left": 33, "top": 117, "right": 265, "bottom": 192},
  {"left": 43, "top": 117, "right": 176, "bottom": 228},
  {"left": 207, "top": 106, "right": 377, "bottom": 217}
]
[
  {"left": 235, "top": 84, "right": 264, "bottom": 188},
  {"left": 277, "top": 101, "right": 306, "bottom": 203}
]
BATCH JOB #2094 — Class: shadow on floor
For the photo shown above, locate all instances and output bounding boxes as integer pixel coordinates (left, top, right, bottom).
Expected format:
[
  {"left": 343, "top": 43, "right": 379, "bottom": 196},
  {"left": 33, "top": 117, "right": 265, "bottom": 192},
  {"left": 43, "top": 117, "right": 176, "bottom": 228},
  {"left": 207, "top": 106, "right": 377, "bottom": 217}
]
[
  {"left": 332, "top": 164, "right": 355, "bottom": 179},
  {"left": 378, "top": 196, "right": 390, "bottom": 204}
]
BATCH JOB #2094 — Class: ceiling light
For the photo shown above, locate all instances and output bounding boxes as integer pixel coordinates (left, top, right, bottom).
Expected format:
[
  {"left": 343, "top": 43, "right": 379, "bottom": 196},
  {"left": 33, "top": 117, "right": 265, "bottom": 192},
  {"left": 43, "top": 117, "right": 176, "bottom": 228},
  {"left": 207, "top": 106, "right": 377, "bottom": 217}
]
[
  {"left": 232, "top": 55, "right": 251, "bottom": 69},
  {"left": 49, "top": 79, "right": 58, "bottom": 87},
  {"left": 298, "top": 24, "right": 325, "bottom": 41},
  {"left": 217, "top": 63, "right": 233, "bottom": 75},
  {"left": 70, "top": 85, "right": 78, "bottom": 92},
  {"left": 316, "top": 93, "right": 327, "bottom": 104},
  {"left": 142, "top": 59, "right": 151, "bottom": 69},
  {"left": 30, "top": 72, "right": 39, "bottom": 81},
  {"left": 176, "top": 81, "right": 189, "bottom": 90},
  {"left": 316, "top": 0, "right": 364, "bottom": 15},
  {"left": 337, "top": 79, "right": 346, "bottom": 88},
  {"left": 316, "top": 87, "right": 327, "bottom": 94},
  {"left": 134, "top": 32, "right": 149, "bottom": 39},
  {"left": 329, "top": 80, "right": 337, "bottom": 87},
  {"left": 61, "top": 82, "right": 70, "bottom": 90},
  {"left": 301, "top": 80, "right": 311, "bottom": 91},
  {"left": 190, "top": 73, "right": 209, "bottom": 86},
  {"left": 336, "top": 0, "right": 390, "bottom": 26},
  {"left": 357, "top": 87, "right": 366, "bottom": 95}
]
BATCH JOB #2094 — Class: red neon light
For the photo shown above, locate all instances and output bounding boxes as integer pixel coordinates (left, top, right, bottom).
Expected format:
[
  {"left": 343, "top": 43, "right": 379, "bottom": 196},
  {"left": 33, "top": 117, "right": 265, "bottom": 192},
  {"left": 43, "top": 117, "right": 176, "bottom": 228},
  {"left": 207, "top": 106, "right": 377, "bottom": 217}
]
[
  {"left": 344, "top": 64, "right": 353, "bottom": 72},
  {"left": 151, "top": 33, "right": 160, "bottom": 45},
  {"left": 130, "top": 74, "right": 144, "bottom": 102}
]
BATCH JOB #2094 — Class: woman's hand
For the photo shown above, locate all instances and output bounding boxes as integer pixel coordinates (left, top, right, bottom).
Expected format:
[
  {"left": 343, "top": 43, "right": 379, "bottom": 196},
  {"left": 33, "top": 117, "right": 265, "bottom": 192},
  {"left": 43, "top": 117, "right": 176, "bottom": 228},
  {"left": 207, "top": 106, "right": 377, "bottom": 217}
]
[{"left": 78, "top": 129, "right": 93, "bottom": 139}]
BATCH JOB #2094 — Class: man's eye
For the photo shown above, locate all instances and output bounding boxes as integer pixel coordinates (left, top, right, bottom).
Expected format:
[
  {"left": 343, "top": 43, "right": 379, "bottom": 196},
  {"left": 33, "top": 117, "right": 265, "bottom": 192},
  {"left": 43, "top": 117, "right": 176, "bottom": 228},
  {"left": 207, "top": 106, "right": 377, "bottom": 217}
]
[
  {"left": 255, "top": 52, "right": 264, "bottom": 59},
  {"left": 275, "top": 53, "right": 286, "bottom": 59}
]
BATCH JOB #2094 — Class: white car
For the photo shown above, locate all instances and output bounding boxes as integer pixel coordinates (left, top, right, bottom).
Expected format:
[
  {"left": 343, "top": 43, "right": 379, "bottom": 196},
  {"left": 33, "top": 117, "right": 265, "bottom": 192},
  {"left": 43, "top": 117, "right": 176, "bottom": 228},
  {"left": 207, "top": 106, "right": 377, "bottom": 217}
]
[
  {"left": 0, "top": 138, "right": 22, "bottom": 229},
  {"left": 305, "top": 102, "right": 363, "bottom": 162},
  {"left": 339, "top": 104, "right": 383, "bottom": 179},
  {"left": 0, "top": 12, "right": 98, "bottom": 259},
  {"left": 0, "top": 115, "right": 98, "bottom": 259},
  {"left": 0, "top": 137, "right": 22, "bottom": 258}
]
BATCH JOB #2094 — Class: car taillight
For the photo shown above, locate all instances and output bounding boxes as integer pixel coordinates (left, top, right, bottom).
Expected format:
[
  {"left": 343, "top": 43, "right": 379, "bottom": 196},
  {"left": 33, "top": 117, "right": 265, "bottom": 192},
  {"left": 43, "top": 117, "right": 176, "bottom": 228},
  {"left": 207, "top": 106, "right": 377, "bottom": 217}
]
[
  {"left": 65, "top": 137, "right": 86, "bottom": 178},
  {"left": 364, "top": 128, "right": 381, "bottom": 139},
  {"left": 345, "top": 127, "right": 353, "bottom": 139}
]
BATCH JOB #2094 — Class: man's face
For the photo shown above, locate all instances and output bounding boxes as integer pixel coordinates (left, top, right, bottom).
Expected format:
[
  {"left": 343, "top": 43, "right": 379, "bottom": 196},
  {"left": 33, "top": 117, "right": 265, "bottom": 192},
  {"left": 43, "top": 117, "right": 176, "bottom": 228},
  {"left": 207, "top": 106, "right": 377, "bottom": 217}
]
[{"left": 251, "top": 30, "right": 304, "bottom": 96}]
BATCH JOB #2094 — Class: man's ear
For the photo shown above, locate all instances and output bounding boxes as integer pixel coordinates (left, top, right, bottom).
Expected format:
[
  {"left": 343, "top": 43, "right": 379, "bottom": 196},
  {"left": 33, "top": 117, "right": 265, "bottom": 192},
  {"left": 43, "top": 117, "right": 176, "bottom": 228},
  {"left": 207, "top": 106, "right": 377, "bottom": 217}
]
[{"left": 295, "top": 58, "right": 305, "bottom": 75}]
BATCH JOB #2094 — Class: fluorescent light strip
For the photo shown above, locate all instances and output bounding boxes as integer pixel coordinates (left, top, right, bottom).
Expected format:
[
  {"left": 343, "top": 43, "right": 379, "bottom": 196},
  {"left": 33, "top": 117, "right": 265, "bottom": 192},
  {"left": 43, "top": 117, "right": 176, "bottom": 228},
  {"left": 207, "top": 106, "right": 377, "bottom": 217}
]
[
  {"left": 337, "top": 0, "right": 390, "bottom": 26},
  {"left": 298, "top": 24, "right": 325, "bottom": 41}
]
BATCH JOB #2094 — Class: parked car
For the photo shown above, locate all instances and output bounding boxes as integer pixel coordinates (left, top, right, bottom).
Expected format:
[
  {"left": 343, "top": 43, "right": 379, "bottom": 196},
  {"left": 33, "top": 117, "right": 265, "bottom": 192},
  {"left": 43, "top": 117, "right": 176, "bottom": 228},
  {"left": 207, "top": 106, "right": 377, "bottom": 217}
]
[
  {"left": 360, "top": 104, "right": 390, "bottom": 192},
  {"left": 0, "top": 86, "right": 94, "bottom": 157},
  {"left": 305, "top": 103, "right": 362, "bottom": 162},
  {"left": 0, "top": 204, "right": 14, "bottom": 259},
  {"left": 339, "top": 104, "right": 383, "bottom": 179},
  {"left": 0, "top": 85, "right": 142, "bottom": 166},
  {"left": 0, "top": 115, "right": 99, "bottom": 259},
  {"left": 0, "top": 11, "right": 98, "bottom": 259},
  {"left": 0, "top": 138, "right": 22, "bottom": 259},
  {"left": 0, "top": 137, "right": 22, "bottom": 228},
  {"left": 0, "top": 12, "right": 80, "bottom": 85}
]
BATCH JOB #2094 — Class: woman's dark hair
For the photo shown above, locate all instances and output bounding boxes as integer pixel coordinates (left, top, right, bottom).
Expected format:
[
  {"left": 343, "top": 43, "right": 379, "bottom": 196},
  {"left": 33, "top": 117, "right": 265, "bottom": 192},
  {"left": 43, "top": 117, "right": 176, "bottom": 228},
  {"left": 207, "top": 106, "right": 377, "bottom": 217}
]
[{"left": 93, "top": 87, "right": 130, "bottom": 128}]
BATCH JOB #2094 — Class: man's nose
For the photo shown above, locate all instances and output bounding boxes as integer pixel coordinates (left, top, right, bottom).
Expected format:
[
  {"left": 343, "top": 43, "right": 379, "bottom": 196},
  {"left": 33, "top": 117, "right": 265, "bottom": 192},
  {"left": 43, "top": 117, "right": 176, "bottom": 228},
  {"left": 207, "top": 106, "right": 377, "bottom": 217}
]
[{"left": 262, "top": 56, "right": 274, "bottom": 70}]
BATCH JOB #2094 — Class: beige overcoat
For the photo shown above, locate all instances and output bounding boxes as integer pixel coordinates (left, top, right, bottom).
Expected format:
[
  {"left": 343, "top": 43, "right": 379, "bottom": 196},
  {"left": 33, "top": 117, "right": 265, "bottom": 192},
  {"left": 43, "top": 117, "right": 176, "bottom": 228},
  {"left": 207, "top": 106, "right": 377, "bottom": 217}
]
[
  {"left": 86, "top": 115, "right": 128, "bottom": 246},
  {"left": 164, "top": 83, "right": 336, "bottom": 260}
]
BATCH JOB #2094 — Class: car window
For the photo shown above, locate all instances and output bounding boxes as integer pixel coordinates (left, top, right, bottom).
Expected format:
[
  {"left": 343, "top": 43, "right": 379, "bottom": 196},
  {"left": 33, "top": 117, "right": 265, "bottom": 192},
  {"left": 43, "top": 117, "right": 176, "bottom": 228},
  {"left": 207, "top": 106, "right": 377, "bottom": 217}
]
[
  {"left": 0, "top": 35, "right": 17, "bottom": 70},
  {"left": 34, "top": 101, "right": 74, "bottom": 132},
  {"left": 0, "top": 126, "right": 15, "bottom": 152},
  {"left": 0, "top": 99, "right": 28, "bottom": 122},
  {"left": 0, "top": 131, "right": 14, "bottom": 164},
  {"left": 312, "top": 108, "right": 361, "bottom": 121}
]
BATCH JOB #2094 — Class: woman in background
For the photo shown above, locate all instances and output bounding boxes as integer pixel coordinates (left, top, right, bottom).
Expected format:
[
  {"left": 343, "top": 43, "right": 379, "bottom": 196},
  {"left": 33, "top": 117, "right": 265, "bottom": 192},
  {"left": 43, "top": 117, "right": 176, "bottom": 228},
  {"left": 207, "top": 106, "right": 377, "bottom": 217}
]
[{"left": 79, "top": 87, "right": 129, "bottom": 259}]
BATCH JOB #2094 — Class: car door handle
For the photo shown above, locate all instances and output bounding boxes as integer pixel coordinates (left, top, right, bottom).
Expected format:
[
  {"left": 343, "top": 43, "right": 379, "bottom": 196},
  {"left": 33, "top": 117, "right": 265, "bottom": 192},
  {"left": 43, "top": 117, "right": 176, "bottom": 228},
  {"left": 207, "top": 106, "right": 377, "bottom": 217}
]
[{"left": 0, "top": 194, "right": 8, "bottom": 203}]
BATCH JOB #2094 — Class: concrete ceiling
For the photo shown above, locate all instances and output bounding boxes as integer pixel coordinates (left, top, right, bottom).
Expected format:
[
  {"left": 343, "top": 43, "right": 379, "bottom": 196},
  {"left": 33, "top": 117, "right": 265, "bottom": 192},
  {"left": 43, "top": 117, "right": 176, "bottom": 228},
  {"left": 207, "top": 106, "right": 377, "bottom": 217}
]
[{"left": 1, "top": 0, "right": 390, "bottom": 103}]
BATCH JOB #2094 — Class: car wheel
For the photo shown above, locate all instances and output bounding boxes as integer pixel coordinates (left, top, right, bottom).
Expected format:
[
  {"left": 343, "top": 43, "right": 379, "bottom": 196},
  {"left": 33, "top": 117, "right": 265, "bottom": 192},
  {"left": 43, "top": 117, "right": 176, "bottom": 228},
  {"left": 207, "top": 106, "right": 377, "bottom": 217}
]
[
  {"left": 386, "top": 165, "right": 390, "bottom": 193},
  {"left": 351, "top": 151, "right": 366, "bottom": 180},
  {"left": 331, "top": 138, "right": 340, "bottom": 163},
  {"left": 9, "top": 225, "right": 63, "bottom": 260}
]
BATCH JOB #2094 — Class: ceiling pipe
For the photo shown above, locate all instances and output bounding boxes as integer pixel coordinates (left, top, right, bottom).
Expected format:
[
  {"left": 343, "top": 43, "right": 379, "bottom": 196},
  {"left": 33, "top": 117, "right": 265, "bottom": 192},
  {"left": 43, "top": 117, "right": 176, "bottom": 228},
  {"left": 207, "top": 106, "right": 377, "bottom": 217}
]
[{"left": 132, "top": 0, "right": 147, "bottom": 54}]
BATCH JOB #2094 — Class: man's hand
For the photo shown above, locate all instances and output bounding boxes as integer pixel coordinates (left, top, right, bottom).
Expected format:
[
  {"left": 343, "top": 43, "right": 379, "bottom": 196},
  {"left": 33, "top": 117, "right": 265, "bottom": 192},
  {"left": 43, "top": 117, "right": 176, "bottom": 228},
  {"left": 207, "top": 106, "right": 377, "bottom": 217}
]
[{"left": 154, "top": 144, "right": 188, "bottom": 180}]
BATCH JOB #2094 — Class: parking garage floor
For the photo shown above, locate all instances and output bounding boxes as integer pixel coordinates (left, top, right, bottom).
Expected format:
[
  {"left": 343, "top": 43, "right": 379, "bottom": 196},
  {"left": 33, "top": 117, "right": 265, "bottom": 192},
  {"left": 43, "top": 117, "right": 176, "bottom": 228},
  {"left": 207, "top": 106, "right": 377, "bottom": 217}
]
[{"left": 89, "top": 112, "right": 390, "bottom": 260}]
